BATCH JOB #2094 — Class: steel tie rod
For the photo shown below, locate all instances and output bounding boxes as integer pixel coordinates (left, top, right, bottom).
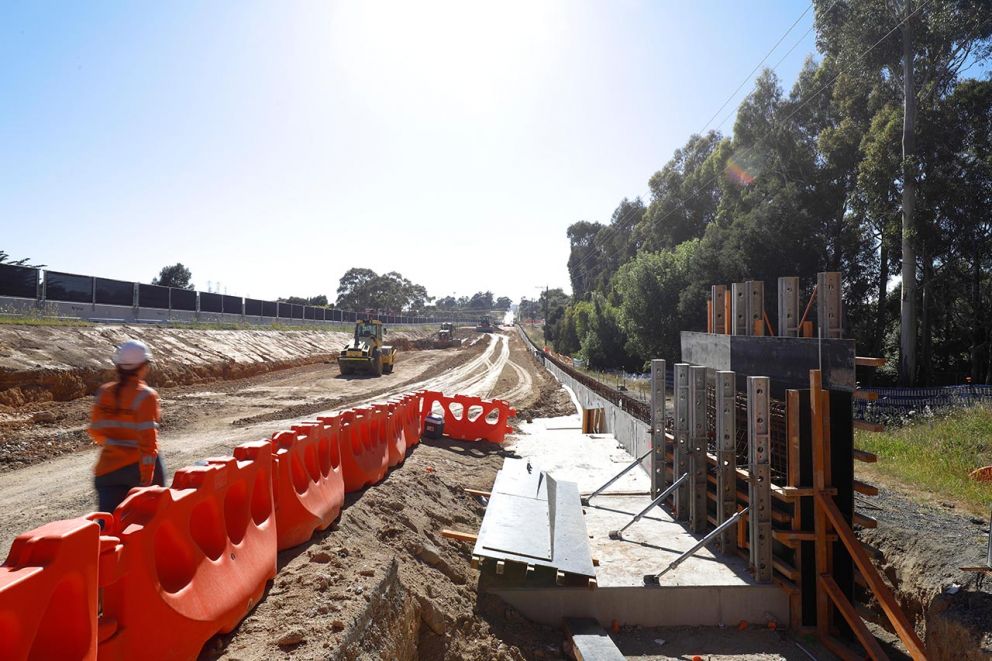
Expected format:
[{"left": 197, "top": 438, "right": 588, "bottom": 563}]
[
  {"left": 580, "top": 448, "right": 653, "bottom": 506},
  {"left": 608, "top": 472, "right": 688, "bottom": 540},
  {"left": 643, "top": 506, "right": 750, "bottom": 585}
]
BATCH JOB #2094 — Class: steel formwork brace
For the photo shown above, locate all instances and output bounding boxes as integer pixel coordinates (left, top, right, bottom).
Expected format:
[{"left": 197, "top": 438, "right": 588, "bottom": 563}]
[
  {"left": 608, "top": 473, "right": 689, "bottom": 540},
  {"left": 581, "top": 447, "right": 653, "bottom": 506},
  {"left": 710, "top": 285, "right": 726, "bottom": 335},
  {"left": 731, "top": 283, "right": 748, "bottom": 335},
  {"left": 715, "top": 370, "right": 737, "bottom": 554},
  {"left": 643, "top": 506, "right": 750, "bottom": 584},
  {"left": 688, "top": 366, "right": 708, "bottom": 533},
  {"left": 748, "top": 376, "right": 773, "bottom": 583},
  {"left": 650, "top": 359, "right": 667, "bottom": 497},
  {"left": 777, "top": 276, "right": 800, "bottom": 337},
  {"left": 816, "top": 272, "right": 843, "bottom": 339},
  {"left": 672, "top": 364, "right": 691, "bottom": 520}
]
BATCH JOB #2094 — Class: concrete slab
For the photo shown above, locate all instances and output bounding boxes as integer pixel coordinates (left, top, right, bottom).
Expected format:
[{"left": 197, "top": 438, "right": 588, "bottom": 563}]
[
  {"left": 497, "top": 418, "right": 790, "bottom": 628},
  {"left": 509, "top": 414, "right": 652, "bottom": 496}
]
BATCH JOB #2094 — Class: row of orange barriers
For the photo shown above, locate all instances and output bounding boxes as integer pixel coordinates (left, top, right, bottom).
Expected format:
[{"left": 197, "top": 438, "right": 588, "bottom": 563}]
[
  {"left": 0, "top": 389, "right": 502, "bottom": 661},
  {"left": 419, "top": 390, "right": 516, "bottom": 444}
]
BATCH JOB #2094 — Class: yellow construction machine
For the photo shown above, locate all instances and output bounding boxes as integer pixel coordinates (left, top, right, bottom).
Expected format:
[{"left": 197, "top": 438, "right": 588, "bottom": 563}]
[{"left": 338, "top": 319, "right": 396, "bottom": 376}]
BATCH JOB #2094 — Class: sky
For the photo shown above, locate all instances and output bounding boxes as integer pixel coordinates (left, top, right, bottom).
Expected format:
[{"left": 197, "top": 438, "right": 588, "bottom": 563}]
[{"left": 0, "top": 1, "right": 820, "bottom": 306}]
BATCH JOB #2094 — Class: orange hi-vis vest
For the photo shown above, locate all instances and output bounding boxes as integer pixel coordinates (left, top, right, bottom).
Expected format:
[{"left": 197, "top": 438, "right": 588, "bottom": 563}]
[{"left": 88, "top": 379, "right": 160, "bottom": 479}]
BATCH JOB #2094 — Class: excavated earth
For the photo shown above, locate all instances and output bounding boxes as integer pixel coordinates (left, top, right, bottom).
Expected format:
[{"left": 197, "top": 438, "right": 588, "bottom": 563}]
[{"left": 853, "top": 471, "right": 992, "bottom": 659}]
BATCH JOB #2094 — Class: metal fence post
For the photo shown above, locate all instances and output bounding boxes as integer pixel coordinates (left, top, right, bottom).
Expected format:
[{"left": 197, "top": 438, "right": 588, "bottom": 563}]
[
  {"left": 748, "top": 376, "right": 773, "bottom": 583},
  {"left": 817, "top": 272, "right": 843, "bottom": 338},
  {"left": 673, "top": 363, "right": 691, "bottom": 520},
  {"left": 716, "top": 370, "right": 737, "bottom": 553},
  {"left": 650, "top": 359, "right": 667, "bottom": 497},
  {"left": 688, "top": 365, "right": 708, "bottom": 533},
  {"left": 777, "top": 276, "right": 799, "bottom": 337}
]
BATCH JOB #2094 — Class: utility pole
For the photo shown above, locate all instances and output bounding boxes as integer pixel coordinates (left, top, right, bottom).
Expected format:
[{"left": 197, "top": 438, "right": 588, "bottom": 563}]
[{"left": 899, "top": 0, "right": 918, "bottom": 386}]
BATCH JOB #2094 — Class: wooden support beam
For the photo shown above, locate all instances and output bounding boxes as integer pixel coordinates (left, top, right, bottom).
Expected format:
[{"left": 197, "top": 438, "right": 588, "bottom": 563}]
[
  {"left": 853, "top": 480, "right": 879, "bottom": 496},
  {"left": 818, "top": 574, "right": 889, "bottom": 660},
  {"left": 441, "top": 529, "right": 479, "bottom": 543},
  {"left": 854, "top": 512, "right": 878, "bottom": 529},
  {"left": 810, "top": 369, "right": 833, "bottom": 638},
  {"left": 816, "top": 491, "right": 928, "bottom": 660},
  {"left": 853, "top": 390, "right": 879, "bottom": 402},
  {"left": 463, "top": 488, "right": 492, "bottom": 498},
  {"left": 854, "top": 448, "right": 878, "bottom": 463},
  {"left": 855, "top": 356, "right": 887, "bottom": 367},
  {"left": 774, "top": 530, "right": 837, "bottom": 544},
  {"left": 854, "top": 421, "right": 885, "bottom": 433}
]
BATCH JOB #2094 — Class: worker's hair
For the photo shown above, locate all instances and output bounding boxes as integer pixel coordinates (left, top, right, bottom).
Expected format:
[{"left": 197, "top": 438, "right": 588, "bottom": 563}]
[{"left": 114, "top": 362, "right": 146, "bottom": 409}]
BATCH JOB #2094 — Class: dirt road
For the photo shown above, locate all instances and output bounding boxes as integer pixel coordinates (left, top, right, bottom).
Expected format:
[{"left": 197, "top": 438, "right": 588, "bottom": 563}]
[{"left": 0, "top": 330, "right": 564, "bottom": 553}]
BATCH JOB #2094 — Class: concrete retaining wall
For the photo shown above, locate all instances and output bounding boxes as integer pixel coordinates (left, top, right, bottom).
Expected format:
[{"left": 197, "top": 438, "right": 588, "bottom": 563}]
[{"left": 517, "top": 326, "right": 651, "bottom": 476}]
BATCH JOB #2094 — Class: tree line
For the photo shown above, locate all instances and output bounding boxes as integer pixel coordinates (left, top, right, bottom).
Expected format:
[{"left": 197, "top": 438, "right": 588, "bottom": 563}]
[
  {"left": 547, "top": 0, "right": 992, "bottom": 385},
  {"left": 151, "top": 263, "right": 510, "bottom": 317}
]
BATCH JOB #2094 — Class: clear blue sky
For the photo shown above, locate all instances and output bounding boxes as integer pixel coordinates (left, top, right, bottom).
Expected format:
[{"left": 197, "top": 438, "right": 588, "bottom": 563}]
[{"left": 1, "top": 1, "right": 819, "bottom": 305}]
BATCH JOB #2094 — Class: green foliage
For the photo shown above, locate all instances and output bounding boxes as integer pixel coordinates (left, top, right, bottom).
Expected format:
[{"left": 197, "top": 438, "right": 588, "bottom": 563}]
[
  {"left": 556, "top": 2, "right": 992, "bottom": 382},
  {"left": 857, "top": 405, "right": 992, "bottom": 515},
  {"left": 281, "top": 295, "right": 329, "bottom": 307},
  {"left": 335, "top": 268, "right": 433, "bottom": 313},
  {"left": 0, "top": 251, "right": 44, "bottom": 268},
  {"left": 615, "top": 241, "right": 701, "bottom": 363},
  {"left": 151, "top": 263, "right": 193, "bottom": 289}
]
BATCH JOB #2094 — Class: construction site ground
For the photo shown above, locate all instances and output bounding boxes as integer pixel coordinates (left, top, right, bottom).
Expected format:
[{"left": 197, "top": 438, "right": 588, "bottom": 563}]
[{"left": 1, "top": 322, "right": 989, "bottom": 658}]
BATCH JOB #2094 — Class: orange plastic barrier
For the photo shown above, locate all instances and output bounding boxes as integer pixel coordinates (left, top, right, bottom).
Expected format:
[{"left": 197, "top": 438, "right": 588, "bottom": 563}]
[
  {"left": 397, "top": 393, "right": 423, "bottom": 449},
  {"left": 271, "top": 420, "right": 345, "bottom": 551},
  {"left": 0, "top": 518, "right": 100, "bottom": 661},
  {"left": 419, "top": 391, "right": 516, "bottom": 443},
  {"left": 325, "top": 408, "right": 388, "bottom": 493},
  {"left": 376, "top": 402, "right": 406, "bottom": 468},
  {"left": 97, "top": 440, "right": 277, "bottom": 661}
]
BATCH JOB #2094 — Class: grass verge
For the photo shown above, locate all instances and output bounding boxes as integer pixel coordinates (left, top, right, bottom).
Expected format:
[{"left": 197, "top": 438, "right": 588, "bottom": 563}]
[{"left": 856, "top": 404, "right": 992, "bottom": 514}]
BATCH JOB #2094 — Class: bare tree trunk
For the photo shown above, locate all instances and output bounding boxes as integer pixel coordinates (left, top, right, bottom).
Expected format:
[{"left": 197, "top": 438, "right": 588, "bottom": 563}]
[
  {"left": 972, "top": 245, "right": 984, "bottom": 383},
  {"left": 920, "top": 247, "right": 932, "bottom": 384},
  {"left": 899, "top": 0, "right": 918, "bottom": 386},
  {"left": 877, "top": 238, "right": 889, "bottom": 356}
]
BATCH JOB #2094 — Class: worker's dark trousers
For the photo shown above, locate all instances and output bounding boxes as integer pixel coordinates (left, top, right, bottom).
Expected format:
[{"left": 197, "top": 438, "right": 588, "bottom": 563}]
[{"left": 94, "top": 457, "right": 166, "bottom": 514}]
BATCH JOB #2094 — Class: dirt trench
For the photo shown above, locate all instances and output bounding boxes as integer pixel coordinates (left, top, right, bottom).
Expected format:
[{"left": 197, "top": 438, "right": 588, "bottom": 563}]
[
  {"left": 855, "top": 486, "right": 992, "bottom": 658},
  {"left": 203, "top": 339, "right": 575, "bottom": 661}
]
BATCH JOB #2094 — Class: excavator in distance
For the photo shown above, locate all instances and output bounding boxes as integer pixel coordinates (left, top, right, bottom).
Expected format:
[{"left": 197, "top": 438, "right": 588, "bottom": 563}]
[{"left": 338, "top": 319, "right": 396, "bottom": 376}]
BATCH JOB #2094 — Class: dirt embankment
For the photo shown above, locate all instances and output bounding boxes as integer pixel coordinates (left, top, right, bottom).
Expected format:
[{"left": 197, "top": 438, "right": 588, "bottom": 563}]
[
  {"left": 0, "top": 324, "right": 438, "bottom": 408},
  {"left": 855, "top": 486, "right": 992, "bottom": 658}
]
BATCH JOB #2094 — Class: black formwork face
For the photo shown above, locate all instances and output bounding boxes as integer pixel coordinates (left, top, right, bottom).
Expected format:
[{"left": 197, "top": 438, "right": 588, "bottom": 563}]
[
  {"left": 261, "top": 300, "right": 277, "bottom": 318},
  {"left": 796, "top": 389, "right": 854, "bottom": 632},
  {"left": 0, "top": 264, "right": 39, "bottom": 298}
]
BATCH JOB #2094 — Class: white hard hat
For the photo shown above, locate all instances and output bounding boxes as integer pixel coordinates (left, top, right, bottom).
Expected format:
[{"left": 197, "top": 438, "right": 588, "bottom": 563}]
[{"left": 113, "top": 340, "right": 153, "bottom": 369}]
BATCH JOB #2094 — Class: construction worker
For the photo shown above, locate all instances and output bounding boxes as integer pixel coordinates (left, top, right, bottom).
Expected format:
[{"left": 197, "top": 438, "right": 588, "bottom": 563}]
[{"left": 88, "top": 339, "right": 165, "bottom": 512}]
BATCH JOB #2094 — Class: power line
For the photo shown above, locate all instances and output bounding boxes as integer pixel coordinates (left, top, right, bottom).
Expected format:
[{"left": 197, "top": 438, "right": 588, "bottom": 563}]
[
  {"left": 567, "top": 0, "right": 930, "bottom": 287},
  {"left": 698, "top": 3, "right": 815, "bottom": 135},
  {"left": 567, "top": 3, "right": 831, "bottom": 283}
]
